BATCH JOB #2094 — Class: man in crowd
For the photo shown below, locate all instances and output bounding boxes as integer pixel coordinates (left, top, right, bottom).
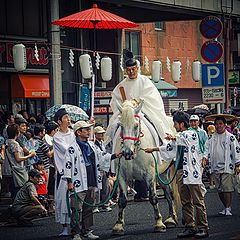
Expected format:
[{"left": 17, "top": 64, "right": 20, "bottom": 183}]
[
  {"left": 53, "top": 108, "right": 75, "bottom": 236},
  {"left": 33, "top": 124, "right": 53, "bottom": 181},
  {"left": 11, "top": 169, "right": 47, "bottom": 226},
  {"left": 15, "top": 116, "right": 29, "bottom": 155},
  {"left": 94, "top": 126, "right": 118, "bottom": 211},
  {"left": 63, "top": 121, "right": 121, "bottom": 240},
  {"left": 145, "top": 111, "right": 209, "bottom": 238},
  {"left": 203, "top": 116, "right": 240, "bottom": 216}
]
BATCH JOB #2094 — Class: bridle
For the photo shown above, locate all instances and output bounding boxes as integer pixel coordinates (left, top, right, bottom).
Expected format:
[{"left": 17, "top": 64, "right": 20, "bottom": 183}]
[{"left": 120, "top": 114, "right": 144, "bottom": 150}]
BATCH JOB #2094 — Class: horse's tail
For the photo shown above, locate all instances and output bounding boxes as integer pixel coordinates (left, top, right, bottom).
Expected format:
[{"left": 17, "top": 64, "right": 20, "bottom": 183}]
[{"left": 169, "top": 165, "right": 181, "bottom": 221}]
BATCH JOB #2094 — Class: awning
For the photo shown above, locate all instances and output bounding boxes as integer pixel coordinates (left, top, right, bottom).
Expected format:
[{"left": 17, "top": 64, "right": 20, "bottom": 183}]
[
  {"left": 153, "top": 80, "right": 177, "bottom": 90},
  {"left": 11, "top": 74, "right": 50, "bottom": 98}
]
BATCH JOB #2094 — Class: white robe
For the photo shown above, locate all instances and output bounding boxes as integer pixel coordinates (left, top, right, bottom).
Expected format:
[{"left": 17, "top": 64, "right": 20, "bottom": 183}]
[
  {"left": 106, "top": 74, "right": 173, "bottom": 141},
  {"left": 204, "top": 131, "right": 240, "bottom": 174},
  {"left": 53, "top": 129, "right": 75, "bottom": 225}
]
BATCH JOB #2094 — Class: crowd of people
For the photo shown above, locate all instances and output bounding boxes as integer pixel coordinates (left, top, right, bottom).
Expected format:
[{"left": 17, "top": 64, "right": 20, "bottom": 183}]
[
  {"left": 0, "top": 109, "right": 122, "bottom": 240},
  {"left": 0, "top": 52, "right": 240, "bottom": 240}
]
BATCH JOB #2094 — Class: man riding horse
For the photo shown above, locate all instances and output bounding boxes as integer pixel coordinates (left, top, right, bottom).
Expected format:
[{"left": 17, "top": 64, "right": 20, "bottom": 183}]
[
  {"left": 106, "top": 51, "right": 178, "bottom": 234},
  {"left": 106, "top": 51, "right": 174, "bottom": 154}
]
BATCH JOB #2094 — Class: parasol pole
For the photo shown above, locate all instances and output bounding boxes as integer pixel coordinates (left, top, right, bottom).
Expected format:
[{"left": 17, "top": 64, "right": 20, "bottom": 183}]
[{"left": 90, "top": 22, "right": 98, "bottom": 140}]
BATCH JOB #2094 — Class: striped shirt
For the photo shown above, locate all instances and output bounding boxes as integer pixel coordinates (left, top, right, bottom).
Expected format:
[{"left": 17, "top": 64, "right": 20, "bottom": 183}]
[{"left": 34, "top": 137, "right": 50, "bottom": 169}]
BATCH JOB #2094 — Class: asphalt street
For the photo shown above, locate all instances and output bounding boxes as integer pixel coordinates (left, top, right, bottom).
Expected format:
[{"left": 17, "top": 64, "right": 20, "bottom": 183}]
[{"left": 0, "top": 189, "right": 239, "bottom": 240}]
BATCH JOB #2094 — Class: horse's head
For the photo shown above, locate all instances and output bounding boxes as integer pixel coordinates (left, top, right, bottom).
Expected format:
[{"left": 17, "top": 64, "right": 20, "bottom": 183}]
[{"left": 117, "top": 99, "right": 144, "bottom": 160}]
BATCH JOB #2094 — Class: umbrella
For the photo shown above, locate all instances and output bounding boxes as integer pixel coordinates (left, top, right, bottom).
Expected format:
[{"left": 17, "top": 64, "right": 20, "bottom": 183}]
[
  {"left": 204, "top": 114, "right": 236, "bottom": 122},
  {"left": 52, "top": 4, "right": 138, "bottom": 118},
  {"left": 45, "top": 104, "right": 89, "bottom": 122},
  {"left": 52, "top": 4, "right": 138, "bottom": 29}
]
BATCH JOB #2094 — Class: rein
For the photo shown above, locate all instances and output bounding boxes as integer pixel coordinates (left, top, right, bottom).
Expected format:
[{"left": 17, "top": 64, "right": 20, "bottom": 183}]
[
  {"left": 138, "top": 148, "right": 179, "bottom": 186},
  {"left": 66, "top": 157, "right": 122, "bottom": 227}
]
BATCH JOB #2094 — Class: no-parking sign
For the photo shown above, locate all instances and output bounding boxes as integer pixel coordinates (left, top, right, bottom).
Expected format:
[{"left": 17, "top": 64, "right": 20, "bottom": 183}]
[
  {"left": 201, "top": 40, "right": 223, "bottom": 63},
  {"left": 200, "top": 16, "right": 223, "bottom": 39}
]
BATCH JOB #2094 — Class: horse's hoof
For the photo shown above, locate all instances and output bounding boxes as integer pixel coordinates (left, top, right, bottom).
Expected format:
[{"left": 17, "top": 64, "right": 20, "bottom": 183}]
[
  {"left": 164, "top": 216, "right": 178, "bottom": 228},
  {"left": 154, "top": 226, "right": 167, "bottom": 233},
  {"left": 112, "top": 223, "right": 125, "bottom": 235},
  {"left": 112, "top": 230, "right": 125, "bottom": 236}
]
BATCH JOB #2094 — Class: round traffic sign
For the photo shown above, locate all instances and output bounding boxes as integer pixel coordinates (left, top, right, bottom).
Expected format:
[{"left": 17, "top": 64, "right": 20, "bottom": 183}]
[
  {"left": 201, "top": 40, "right": 223, "bottom": 63},
  {"left": 200, "top": 16, "right": 223, "bottom": 39}
]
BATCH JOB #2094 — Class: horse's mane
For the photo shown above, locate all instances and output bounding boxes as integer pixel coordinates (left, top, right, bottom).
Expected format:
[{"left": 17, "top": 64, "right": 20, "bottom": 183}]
[{"left": 120, "top": 101, "right": 136, "bottom": 128}]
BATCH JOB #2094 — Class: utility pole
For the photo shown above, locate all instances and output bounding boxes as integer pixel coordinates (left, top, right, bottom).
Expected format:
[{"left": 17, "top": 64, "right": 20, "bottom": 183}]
[
  {"left": 48, "top": 0, "right": 62, "bottom": 105},
  {"left": 221, "top": 0, "right": 233, "bottom": 110}
]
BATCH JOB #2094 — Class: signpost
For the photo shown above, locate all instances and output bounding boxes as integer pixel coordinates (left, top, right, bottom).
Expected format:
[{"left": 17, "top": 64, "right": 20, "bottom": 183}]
[
  {"left": 200, "top": 16, "right": 223, "bottom": 39},
  {"left": 201, "top": 40, "right": 223, "bottom": 63},
  {"left": 201, "top": 63, "right": 225, "bottom": 103},
  {"left": 200, "top": 16, "right": 225, "bottom": 108}
]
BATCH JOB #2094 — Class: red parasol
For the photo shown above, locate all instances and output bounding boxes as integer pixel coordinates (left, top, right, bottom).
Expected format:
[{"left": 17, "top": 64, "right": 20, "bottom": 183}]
[
  {"left": 52, "top": 4, "right": 138, "bottom": 29},
  {"left": 52, "top": 4, "right": 138, "bottom": 121}
]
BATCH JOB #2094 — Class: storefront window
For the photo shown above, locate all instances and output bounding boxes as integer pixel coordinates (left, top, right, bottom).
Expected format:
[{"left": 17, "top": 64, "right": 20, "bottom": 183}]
[{"left": 125, "top": 31, "right": 141, "bottom": 60}]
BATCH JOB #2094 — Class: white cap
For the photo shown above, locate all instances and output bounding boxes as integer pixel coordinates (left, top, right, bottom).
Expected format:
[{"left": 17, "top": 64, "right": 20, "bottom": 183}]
[
  {"left": 73, "top": 121, "right": 93, "bottom": 132},
  {"left": 94, "top": 126, "right": 106, "bottom": 134},
  {"left": 190, "top": 115, "right": 199, "bottom": 121}
]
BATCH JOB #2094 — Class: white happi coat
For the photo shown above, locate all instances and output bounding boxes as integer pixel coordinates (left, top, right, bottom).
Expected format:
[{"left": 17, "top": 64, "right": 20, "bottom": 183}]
[
  {"left": 106, "top": 74, "right": 173, "bottom": 141},
  {"left": 204, "top": 131, "right": 240, "bottom": 174},
  {"left": 160, "top": 129, "right": 203, "bottom": 184},
  {"left": 62, "top": 139, "right": 112, "bottom": 192}
]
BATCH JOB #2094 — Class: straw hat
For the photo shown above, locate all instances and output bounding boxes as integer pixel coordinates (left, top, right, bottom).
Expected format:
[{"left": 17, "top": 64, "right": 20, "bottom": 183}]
[{"left": 204, "top": 114, "right": 236, "bottom": 122}]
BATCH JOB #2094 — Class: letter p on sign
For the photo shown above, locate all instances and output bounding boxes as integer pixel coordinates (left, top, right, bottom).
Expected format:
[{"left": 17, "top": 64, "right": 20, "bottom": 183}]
[
  {"left": 201, "top": 63, "right": 224, "bottom": 87},
  {"left": 207, "top": 66, "right": 220, "bottom": 84}
]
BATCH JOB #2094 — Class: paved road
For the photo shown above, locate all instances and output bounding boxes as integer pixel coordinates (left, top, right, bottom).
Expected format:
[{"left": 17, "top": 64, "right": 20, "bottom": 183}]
[{"left": 0, "top": 189, "right": 239, "bottom": 240}]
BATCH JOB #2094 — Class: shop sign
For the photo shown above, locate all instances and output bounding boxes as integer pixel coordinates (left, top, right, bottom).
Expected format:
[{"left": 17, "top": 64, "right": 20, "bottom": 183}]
[
  {"left": 79, "top": 85, "right": 90, "bottom": 112},
  {"left": 202, "top": 86, "right": 225, "bottom": 104},
  {"left": 94, "top": 91, "right": 112, "bottom": 98},
  {"left": 228, "top": 71, "right": 239, "bottom": 85},
  {"left": 94, "top": 107, "right": 108, "bottom": 114},
  {"left": 0, "top": 42, "right": 49, "bottom": 69},
  {"left": 31, "top": 91, "right": 49, "bottom": 97}
]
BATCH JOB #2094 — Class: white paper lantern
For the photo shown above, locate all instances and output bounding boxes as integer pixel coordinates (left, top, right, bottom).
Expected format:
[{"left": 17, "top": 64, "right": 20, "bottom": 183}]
[
  {"left": 101, "top": 57, "right": 112, "bottom": 81},
  {"left": 13, "top": 44, "right": 27, "bottom": 71},
  {"left": 136, "top": 59, "right": 141, "bottom": 74},
  {"left": 79, "top": 54, "right": 93, "bottom": 79},
  {"left": 152, "top": 60, "right": 162, "bottom": 83},
  {"left": 192, "top": 60, "right": 201, "bottom": 82},
  {"left": 172, "top": 60, "right": 181, "bottom": 82}
]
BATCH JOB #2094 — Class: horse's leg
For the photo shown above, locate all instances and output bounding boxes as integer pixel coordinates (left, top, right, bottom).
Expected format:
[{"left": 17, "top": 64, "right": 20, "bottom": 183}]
[
  {"left": 147, "top": 174, "right": 166, "bottom": 233},
  {"left": 112, "top": 177, "right": 128, "bottom": 235},
  {"left": 159, "top": 171, "right": 178, "bottom": 228},
  {"left": 161, "top": 184, "right": 178, "bottom": 227}
]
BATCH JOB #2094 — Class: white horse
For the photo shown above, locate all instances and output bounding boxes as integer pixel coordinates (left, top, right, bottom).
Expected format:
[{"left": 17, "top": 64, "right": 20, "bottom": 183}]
[{"left": 111, "top": 100, "right": 178, "bottom": 235}]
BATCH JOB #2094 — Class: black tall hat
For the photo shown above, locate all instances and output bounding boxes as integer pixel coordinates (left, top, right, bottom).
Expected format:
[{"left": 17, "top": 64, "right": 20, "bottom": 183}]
[{"left": 123, "top": 49, "right": 137, "bottom": 67}]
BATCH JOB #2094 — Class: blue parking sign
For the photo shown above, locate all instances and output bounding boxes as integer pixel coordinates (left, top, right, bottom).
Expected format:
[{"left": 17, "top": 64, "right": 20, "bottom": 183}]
[{"left": 201, "top": 63, "right": 225, "bottom": 87}]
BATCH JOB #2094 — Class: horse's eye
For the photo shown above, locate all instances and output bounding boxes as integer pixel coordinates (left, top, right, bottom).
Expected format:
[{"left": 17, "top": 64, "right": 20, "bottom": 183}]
[{"left": 134, "top": 123, "right": 138, "bottom": 129}]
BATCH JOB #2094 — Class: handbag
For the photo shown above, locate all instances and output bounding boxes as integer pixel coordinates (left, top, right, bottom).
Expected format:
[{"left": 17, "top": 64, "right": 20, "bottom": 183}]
[{"left": 5, "top": 149, "right": 28, "bottom": 188}]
